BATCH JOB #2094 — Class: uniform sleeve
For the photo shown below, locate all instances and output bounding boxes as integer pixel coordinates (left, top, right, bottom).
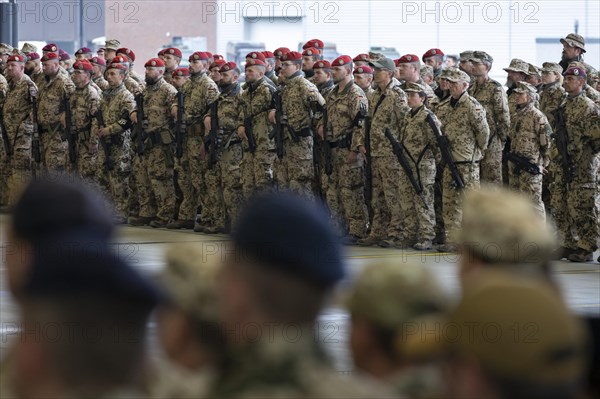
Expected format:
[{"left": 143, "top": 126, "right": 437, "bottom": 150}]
[
  {"left": 471, "top": 100, "right": 490, "bottom": 152},
  {"left": 537, "top": 113, "right": 553, "bottom": 167},
  {"left": 584, "top": 103, "right": 600, "bottom": 153},
  {"left": 493, "top": 86, "right": 510, "bottom": 143},
  {"left": 109, "top": 92, "right": 135, "bottom": 135}
]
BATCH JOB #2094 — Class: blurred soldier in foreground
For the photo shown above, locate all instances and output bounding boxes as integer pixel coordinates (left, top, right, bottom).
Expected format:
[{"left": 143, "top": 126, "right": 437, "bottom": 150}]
[
  {"left": 347, "top": 261, "right": 447, "bottom": 397},
  {"left": 211, "top": 193, "right": 388, "bottom": 398},
  {"left": 444, "top": 270, "right": 589, "bottom": 399},
  {"left": 456, "top": 186, "right": 558, "bottom": 288},
  {"left": 152, "top": 243, "right": 225, "bottom": 398}
]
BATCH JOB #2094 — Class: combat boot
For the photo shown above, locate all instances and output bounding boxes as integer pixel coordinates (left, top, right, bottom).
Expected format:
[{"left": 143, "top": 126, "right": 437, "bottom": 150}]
[
  {"left": 413, "top": 240, "right": 433, "bottom": 251},
  {"left": 551, "top": 246, "right": 576, "bottom": 260},
  {"left": 203, "top": 225, "right": 226, "bottom": 234},
  {"left": 128, "top": 216, "right": 153, "bottom": 226},
  {"left": 567, "top": 249, "right": 593, "bottom": 263},
  {"left": 357, "top": 236, "right": 380, "bottom": 246},
  {"left": 437, "top": 243, "right": 458, "bottom": 253},
  {"left": 150, "top": 219, "right": 169, "bottom": 229},
  {"left": 166, "top": 219, "right": 195, "bottom": 229}
]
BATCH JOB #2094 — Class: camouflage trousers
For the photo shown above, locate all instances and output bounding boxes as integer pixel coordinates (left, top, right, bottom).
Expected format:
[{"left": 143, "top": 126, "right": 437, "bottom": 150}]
[
  {"left": 75, "top": 140, "right": 99, "bottom": 182},
  {"left": 368, "top": 155, "right": 402, "bottom": 240},
  {"left": 325, "top": 148, "right": 367, "bottom": 238},
  {"left": 5, "top": 123, "right": 34, "bottom": 206},
  {"left": 480, "top": 149, "right": 503, "bottom": 185},
  {"left": 146, "top": 145, "right": 175, "bottom": 223},
  {"left": 203, "top": 144, "right": 243, "bottom": 229},
  {"left": 40, "top": 129, "right": 68, "bottom": 171},
  {"left": 399, "top": 158, "right": 436, "bottom": 242},
  {"left": 442, "top": 162, "right": 480, "bottom": 243},
  {"left": 550, "top": 163, "right": 599, "bottom": 252},
  {"left": 188, "top": 135, "right": 209, "bottom": 224},
  {"left": 509, "top": 164, "right": 545, "bottom": 221},
  {"left": 275, "top": 136, "right": 315, "bottom": 200},
  {"left": 240, "top": 149, "right": 275, "bottom": 200},
  {"left": 96, "top": 136, "right": 131, "bottom": 219},
  {"left": 174, "top": 140, "right": 195, "bottom": 222},
  {"left": 0, "top": 152, "right": 10, "bottom": 206}
]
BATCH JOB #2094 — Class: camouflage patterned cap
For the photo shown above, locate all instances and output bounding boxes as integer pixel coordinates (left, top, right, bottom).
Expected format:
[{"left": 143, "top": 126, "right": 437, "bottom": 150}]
[
  {"left": 420, "top": 64, "right": 434, "bottom": 78},
  {"left": 444, "top": 68, "right": 470, "bottom": 83},
  {"left": 346, "top": 260, "right": 447, "bottom": 331},
  {"left": 459, "top": 50, "right": 474, "bottom": 62},
  {"left": 103, "top": 39, "right": 121, "bottom": 51},
  {"left": 470, "top": 51, "right": 493, "bottom": 64},
  {"left": 513, "top": 81, "right": 538, "bottom": 95},
  {"left": 541, "top": 62, "right": 563, "bottom": 74},
  {"left": 503, "top": 58, "right": 530, "bottom": 74},
  {"left": 447, "top": 269, "right": 587, "bottom": 384},
  {"left": 455, "top": 186, "right": 556, "bottom": 265},
  {"left": 368, "top": 57, "right": 395, "bottom": 72},
  {"left": 0, "top": 43, "right": 14, "bottom": 55},
  {"left": 560, "top": 32, "right": 586, "bottom": 52},
  {"left": 20, "top": 42, "right": 37, "bottom": 54},
  {"left": 439, "top": 66, "right": 458, "bottom": 80},
  {"left": 161, "top": 243, "right": 221, "bottom": 321},
  {"left": 527, "top": 63, "right": 542, "bottom": 76}
]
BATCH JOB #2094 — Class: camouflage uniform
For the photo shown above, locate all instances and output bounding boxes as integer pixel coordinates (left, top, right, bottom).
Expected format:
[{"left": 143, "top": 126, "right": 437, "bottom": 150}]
[
  {"left": 184, "top": 72, "right": 219, "bottom": 228},
  {"left": 398, "top": 104, "right": 441, "bottom": 246},
  {"left": 508, "top": 97, "right": 552, "bottom": 219},
  {"left": 69, "top": 81, "right": 100, "bottom": 182},
  {"left": 2, "top": 74, "right": 37, "bottom": 205},
  {"left": 93, "top": 75, "right": 109, "bottom": 91},
  {"left": 323, "top": 81, "right": 368, "bottom": 239},
  {"left": 37, "top": 72, "right": 75, "bottom": 171},
  {"left": 136, "top": 77, "right": 177, "bottom": 226},
  {"left": 539, "top": 80, "right": 566, "bottom": 128},
  {"left": 0, "top": 73, "right": 8, "bottom": 205},
  {"left": 355, "top": 79, "right": 409, "bottom": 244},
  {"left": 94, "top": 82, "right": 135, "bottom": 220},
  {"left": 584, "top": 84, "right": 600, "bottom": 106},
  {"left": 204, "top": 82, "right": 244, "bottom": 231},
  {"left": 436, "top": 87, "right": 489, "bottom": 245},
  {"left": 550, "top": 92, "right": 600, "bottom": 256},
  {"left": 276, "top": 72, "right": 325, "bottom": 199},
  {"left": 468, "top": 77, "right": 510, "bottom": 184},
  {"left": 30, "top": 69, "right": 45, "bottom": 88},
  {"left": 239, "top": 76, "right": 276, "bottom": 198}
]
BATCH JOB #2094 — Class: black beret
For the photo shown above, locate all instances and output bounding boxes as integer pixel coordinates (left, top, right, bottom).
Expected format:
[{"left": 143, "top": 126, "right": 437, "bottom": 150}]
[
  {"left": 24, "top": 233, "right": 161, "bottom": 309},
  {"left": 231, "top": 192, "right": 344, "bottom": 287},
  {"left": 12, "top": 175, "right": 114, "bottom": 243}
]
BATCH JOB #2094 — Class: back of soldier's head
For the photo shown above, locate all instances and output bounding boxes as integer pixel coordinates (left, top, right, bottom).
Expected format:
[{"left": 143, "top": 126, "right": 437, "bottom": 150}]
[{"left": 228, "top": 192, "right": 345, "bottom": 324}]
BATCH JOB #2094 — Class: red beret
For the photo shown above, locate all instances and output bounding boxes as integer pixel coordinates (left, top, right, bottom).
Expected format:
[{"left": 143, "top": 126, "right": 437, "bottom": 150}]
[
  {"left": 60, "top": 52, "right": 71, "bottom": 61},
  {"left": 73, "top": 60, "right": 93, "bottom": 72},
  {"left": 116, "top": 48, "right": 135, "bottom": 62},
  {"left": 205, "top": 51, "right": 213, "bottom": 59},
  {"left": 213, "top": 54, "right": 224, "bottom": 61},
  {"left": 107, "top": 60, "right": 128, "bottom": 71},
  {"left": 172, "top": 67, "right": 190, "bottom": 77},
  {"left": 398, "top": 54, "right": 420, "bottom": 64},
  {"left": 313, "top": 60, "right": 332, "bottom": 70},
  {"left": 303, "top": 39, "right": 324, "bottom": 50},
  {"left": 302, "top": 47, "right": 320, "bottom": 57},
  {"left": 219, "top": 61, "right": 237, "bottom": 73},
  {"left": 245, "top": 58, "right": 266, "bottom": 68},
  {"left": 563, "top": 66, "right": 587, "bottom": 78},
  {"left": 42, "top": 43, "right": 58, "bottom": 52},
  {"left": 210, "top": 59, "right": 227, "bottom": 69},
  {"left": 353, "top": 54, "right": 369, "bottom": 62},
  {"left": 422, "top": 48, "right": 444, "bottom": 61},
  {"left": 246, "top": 51, "right": 266, "bottom": 62},
  {"left": 7, "top": 54, "right": 25, "bottom": 63},
  {"left": 158, "top": 49, "right": 166, "bottom": 57},
  {"left": 281, "top": 51, "right": 302, "bottom": 61},
  {"left": 75, "top": 47, "right": 92, "bottom": 56},
  {"left": 274, "top": 47, "right": 291, "bottom": 58},
  {"left": 353, "top": 66, "right": 373, "bottom": 75},
  {"left": 41, "top": 53, "right": 59, "bottom": 62},
  {"left": 189, "top": 51, "right": 211, "bottom": 61},
  {"left": 110, "top": 56, "right": 129, "bottom": 64},
  {"left": 262, "top": 51, "right": 275, "bottom": 59},
  {"left": 164, "top": 47, "right": 182, "bottom": 58},
  {"left": 333, "top": 55, "right": 352, "bottom": 67},
  {"left": 145, "top": 58, "right": 165, "bottom": 68},
  {"left": 26, "top": 52, "right": 40, "bottom": 61},
  {"left": 90, "top": 56, "right": 106, "bottom": 67}
]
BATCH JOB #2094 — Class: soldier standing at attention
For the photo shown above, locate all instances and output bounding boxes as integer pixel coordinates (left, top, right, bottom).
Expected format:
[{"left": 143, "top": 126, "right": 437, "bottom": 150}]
[
  {"left": 435, "top": 69, "right": 489, "bottom": 252},
  {"left": 507, "top": 81, "right": 552, "bottom": 219},
  {"left": 268, "top": 51, "right": 325, "bottom": 200},
  {"left": 469, "top": 51, "right": 510, "bottom": 184},
  {"left": 301, "top": 47, "right": 320, "bottom": 83},
  {"left": 2, "top": 55, "right": 37, "bottom": 206},
  {"left": 551, "top": 66, "right": 600, "bottom": 262},
  {"left": 353, "top": 65, "right": 374, "bottom": 96},
  {"left": 355, "top": 57, "right": 409, "bottom": 248},
  {"left": 163, "top": 47, "right": 182, "bottom": 85},
  {"left": 319, "top": 55, "right": 369, "bottom": 244},
  {"left": 24, "top": 52, "right": 44, "bottom": 87},
  {"left": 90, "top": 56, "right": 109, "bottom": 91},
  {"left": 539, "top": 62, "right": 567, "bottom": 128},
  {"left": 69, "top": 60, "right": 101, "bottom": 183}
]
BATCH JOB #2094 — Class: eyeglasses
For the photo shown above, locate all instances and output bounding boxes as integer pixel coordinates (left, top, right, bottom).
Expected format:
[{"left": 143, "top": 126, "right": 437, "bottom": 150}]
[{"left": 281, "top": 62, "right": 295, "bottom": 68}]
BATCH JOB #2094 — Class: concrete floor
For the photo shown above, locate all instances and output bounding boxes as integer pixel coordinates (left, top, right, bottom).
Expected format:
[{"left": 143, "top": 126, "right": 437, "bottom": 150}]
[{"left": 1, "top": 215, "right": 599, "bottom": 372}]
